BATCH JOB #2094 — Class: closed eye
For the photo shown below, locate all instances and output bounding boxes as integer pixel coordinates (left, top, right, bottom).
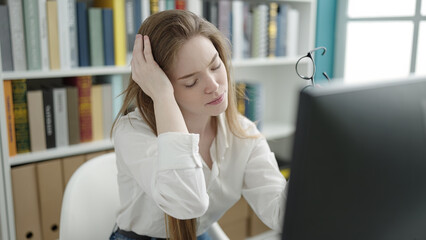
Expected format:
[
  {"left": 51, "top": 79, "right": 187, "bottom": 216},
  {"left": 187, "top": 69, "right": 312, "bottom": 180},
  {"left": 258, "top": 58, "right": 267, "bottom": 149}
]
[
  {"left": 185, "top": 80, "right": 198, "bottom": 88},
  {"left": 212, "top": 63, "right": 221, "bottom": 71}
]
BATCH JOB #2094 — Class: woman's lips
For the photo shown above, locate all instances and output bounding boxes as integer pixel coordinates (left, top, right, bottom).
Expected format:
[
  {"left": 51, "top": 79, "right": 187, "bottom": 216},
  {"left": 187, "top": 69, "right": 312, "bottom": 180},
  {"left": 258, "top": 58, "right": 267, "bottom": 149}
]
[{"left": 207, "top": 93, "right": 224, "bottom": 105}]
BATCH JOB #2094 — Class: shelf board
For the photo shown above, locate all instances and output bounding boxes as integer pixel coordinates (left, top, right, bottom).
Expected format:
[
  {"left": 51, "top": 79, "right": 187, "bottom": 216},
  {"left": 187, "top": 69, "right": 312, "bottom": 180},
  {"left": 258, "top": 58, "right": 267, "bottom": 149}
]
[
  {"left": 1, "top": 57, "right": 303, "bottom": 80},
  {"left": 233, "top": 57, "right": 300, "bottom": 68},
  {"left": 2, "top": 66, "right": 131, "bottom": 80},
  {"left": 262, "top": 122, "right": 295, "bottom": 140},
  {"left": 10, "top": 139, "right": 113, "bottom": 166}
]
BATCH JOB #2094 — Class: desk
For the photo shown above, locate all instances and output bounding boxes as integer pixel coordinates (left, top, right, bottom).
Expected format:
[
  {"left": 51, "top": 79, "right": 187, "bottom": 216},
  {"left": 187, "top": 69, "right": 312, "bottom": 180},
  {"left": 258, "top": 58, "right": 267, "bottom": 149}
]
[{"left": 245, "top": 230, "right": 280, "bottom": 240}]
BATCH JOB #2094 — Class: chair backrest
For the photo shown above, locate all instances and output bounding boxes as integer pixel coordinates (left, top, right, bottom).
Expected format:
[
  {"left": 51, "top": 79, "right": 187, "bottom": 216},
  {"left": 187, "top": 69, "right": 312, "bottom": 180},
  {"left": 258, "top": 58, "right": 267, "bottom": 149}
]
[{"left": 59, "top": 152, "right": 119, "bottom": 240}]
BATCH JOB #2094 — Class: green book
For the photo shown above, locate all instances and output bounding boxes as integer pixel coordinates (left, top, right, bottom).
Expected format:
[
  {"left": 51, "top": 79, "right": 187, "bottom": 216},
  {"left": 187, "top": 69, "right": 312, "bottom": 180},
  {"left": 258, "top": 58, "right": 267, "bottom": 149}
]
[
  {"left": 12, "top": 79, "right": 31, "bottom": 153},
  {"left": 88, "top": 8, "right": 104, "bottom": 66},
  {"left": 22, "top": 0, "right": 41, "bottom": 70}
]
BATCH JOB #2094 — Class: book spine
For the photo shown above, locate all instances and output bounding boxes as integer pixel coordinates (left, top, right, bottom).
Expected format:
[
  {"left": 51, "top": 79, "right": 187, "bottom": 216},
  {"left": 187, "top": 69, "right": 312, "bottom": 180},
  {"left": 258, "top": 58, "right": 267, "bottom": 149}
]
[
  {"left": 38, "top": 0, "right": 50, "bottom": 70},
  {"left": 232, "top": 1, "right": 244, "bottom": 60},
  {"left": 12, "top": 79, "right": 31, "bottom": 153},
  {"left": 0, "top": 6, "right": 14, "bottom": 71},
  {"left": 165, "top": 0, "right": 175, "bottom": 10},
  {"left": 27, "top": 90, "right": 47, "bottom": 152},
  {"left": 101, "top": 84, "right": 113, "bottom": 138},
  {"left": 68, "top": 0, "right": 79, "bottom": 68},
  {"left": 91, "top": 85, "right": 104, "bottom": 141},
  {"left": 22, "top": 0, "right": 42, "bottom": 70},
  {"left": 53, "top": 88, "right": 69, "bottom": 147},
  {"left": 58, "top": 0, "right": 71, "bottom": 69},
  {"left": 268, "top": 3, "right": 278, "bottom": 58},
  {"left": 141, "top": 0, "right": 150, "bottom": 21},
  {"left": 78, "top": 76, "right": 92, "bottom": 142},
  {"left": 76, "top": 2, "right": 90, "bottom": 67},
  {"left": 275, "top": 4, "right": 288, "bottom": 57},
  {"left": 3, "top": 80, "right": 17, "bottom": 156},
  {"left": 133, "top": 0, "right": 142, "bottom": 32},
  {"left": 46, "top": 0, "right": 61, "bottom": 70},
  {"left": 102, "top": 9, "right": 115, "bottom": 66},
  {"left": 88, "top": 8, "right": 105, "bottom": 66},
  {"left": 7, "top": 0, "right": 27, "bottom": 71},
  {"left": 42, "top": 88, "right": 56, "bottom": 148},
  {"left": 286, "top": 7, "right": 299, "bottom": 57},
  {"left": 175, "top": 0, "right": 185, "bottom": 10},
  {"left": 66, "top": 87, "right": 80, "bottom": 144},
  {"left": 244, "top": 82, "right": 263, "bottom": 130},
  {"left": 218, "top": 1, "right": 231, "bottom": 41},
  {"left": 125, "top": 0, "right": 134, "bottom": 63},
  {"left": 150, "top": 0, "right": 159, "bottom": 14},
  {"left": 236, "top": 82, "right": 246, "bottom": 115}
]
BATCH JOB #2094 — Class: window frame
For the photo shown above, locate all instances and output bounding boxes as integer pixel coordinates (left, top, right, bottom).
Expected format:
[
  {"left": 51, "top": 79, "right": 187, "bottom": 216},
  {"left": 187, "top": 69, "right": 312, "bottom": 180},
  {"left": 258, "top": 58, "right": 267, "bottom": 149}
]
[{"left": 334, "top": 0, "right": 426, "bottom": 80}]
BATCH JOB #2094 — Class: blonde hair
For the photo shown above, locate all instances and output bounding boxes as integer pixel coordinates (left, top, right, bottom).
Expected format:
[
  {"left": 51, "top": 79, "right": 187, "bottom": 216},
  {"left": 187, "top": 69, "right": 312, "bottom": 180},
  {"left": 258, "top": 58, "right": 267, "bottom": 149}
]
[{"left": 112, "top": 9, "right": 256, "bottom": 239}]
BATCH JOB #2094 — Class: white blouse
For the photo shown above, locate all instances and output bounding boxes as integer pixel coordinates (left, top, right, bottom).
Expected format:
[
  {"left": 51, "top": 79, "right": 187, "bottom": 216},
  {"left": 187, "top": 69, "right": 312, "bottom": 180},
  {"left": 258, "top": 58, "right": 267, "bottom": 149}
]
[{"left": 113, "top": 108, "right": 287, "bottom": 238}]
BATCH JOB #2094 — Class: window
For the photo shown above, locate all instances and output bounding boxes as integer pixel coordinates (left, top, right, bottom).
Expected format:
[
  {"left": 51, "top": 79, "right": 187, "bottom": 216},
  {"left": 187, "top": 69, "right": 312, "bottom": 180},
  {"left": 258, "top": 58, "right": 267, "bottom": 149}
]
[{"left": 334, "top": 0, "right": 426, "bottom": 83}]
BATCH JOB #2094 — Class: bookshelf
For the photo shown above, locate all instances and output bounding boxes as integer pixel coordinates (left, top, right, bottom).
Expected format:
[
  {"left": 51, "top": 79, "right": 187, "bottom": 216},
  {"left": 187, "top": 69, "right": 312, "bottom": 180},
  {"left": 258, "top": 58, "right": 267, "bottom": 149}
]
[{"left": 0, "top": 0, "right": 316, "bottom": 239}]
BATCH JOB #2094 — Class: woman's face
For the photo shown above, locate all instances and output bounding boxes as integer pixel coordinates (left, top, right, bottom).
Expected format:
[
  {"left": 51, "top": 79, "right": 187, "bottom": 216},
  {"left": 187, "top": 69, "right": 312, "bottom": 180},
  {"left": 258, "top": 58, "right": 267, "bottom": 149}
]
[{"left": 168, "top": 35, "right": 228, "bottom": 119}]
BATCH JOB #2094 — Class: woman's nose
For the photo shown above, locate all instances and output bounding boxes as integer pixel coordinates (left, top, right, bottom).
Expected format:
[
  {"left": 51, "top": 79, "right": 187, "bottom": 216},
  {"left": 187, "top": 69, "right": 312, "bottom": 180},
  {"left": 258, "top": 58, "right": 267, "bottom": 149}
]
[{"left": 204, "top": 74, "right": 219, "bottom": 94}]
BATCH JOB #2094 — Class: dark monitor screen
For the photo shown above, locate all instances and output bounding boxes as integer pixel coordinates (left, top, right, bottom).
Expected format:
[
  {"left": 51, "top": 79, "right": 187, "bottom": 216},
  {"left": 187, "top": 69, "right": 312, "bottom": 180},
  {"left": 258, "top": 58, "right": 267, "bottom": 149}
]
[{"left": 282, "top": 76, "right": 426, "bottom": 240}]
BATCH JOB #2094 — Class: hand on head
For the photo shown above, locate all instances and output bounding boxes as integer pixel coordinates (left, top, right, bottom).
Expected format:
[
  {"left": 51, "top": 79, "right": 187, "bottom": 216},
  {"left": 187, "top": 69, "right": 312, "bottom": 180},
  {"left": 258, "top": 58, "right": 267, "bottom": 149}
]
[{"left": 131, "top": 34, "right": 174, "bottom": 102}]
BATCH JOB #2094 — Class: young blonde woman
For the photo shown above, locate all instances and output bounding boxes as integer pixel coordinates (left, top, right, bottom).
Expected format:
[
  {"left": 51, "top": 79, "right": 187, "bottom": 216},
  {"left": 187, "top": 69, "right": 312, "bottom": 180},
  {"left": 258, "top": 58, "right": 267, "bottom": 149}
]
[{"left": 110, "top": 10, "right": 287, "bottom": 240}]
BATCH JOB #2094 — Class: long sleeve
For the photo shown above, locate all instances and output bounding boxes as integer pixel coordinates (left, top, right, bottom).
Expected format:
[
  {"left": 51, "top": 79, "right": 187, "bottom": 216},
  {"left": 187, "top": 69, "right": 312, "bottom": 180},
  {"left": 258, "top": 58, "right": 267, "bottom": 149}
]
[
  {"left": 242, "top": 136, "right": 287, "bottom": 231},
  {"left": 113, "top": 116, "right": 209, "bottom": 219}
]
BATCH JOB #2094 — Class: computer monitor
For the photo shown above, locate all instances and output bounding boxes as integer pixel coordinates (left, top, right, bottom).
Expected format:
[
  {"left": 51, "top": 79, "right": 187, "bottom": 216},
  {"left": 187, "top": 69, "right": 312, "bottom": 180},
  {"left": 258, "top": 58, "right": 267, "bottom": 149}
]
[{"left": 282, "top": 76, "right": 426, "bottom": 240}]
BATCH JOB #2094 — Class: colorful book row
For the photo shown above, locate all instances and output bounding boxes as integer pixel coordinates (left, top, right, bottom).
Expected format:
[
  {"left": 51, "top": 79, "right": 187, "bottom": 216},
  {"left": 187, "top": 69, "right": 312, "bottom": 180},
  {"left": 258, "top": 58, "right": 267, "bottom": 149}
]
[
  {"left": 0, "top": 0, "right": 187, "bottom": 72},
  {"left": 203, "top": 1, "right": 300, "bottom": 59},
  {"left": 3, "top": 75, "right": 126, "bottom": 156}
]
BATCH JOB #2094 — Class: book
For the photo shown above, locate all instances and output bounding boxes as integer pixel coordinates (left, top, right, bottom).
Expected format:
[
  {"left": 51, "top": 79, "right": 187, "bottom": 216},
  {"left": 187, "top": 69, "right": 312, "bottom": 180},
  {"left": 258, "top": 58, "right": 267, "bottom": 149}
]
[
  {"left": 251, "top": 4, "right": 268, "bottom": 58},
  {"left": 53, "top": 87, "right": 69, "bottom": 147},
  {"left": 236, "top": 82, "right": 246, "bottom": 115},
  {"left": 175, "top": 0, "right": 185, "bottom": 10},
  {"left": 66, "top": 86, "right": 80, "bottom": 145},
  {"left": 102, "top": 8, "right": 115, "bottom": 66},
  {"left": 68, "top": 0, "right": 79, "bottom": 68},
  {"left": 38, "top": 0, "right": 50, "bottom": 70},
  {"left": 42, "top": 87, "right": 56, "bottom": 149},
  {"left": 150, "top": 0, "right": 159, "bottom": 14},
  {"left": 125, "top": 0, "right": 135, "bottom": 63},
  {"left": 286, "top": 7, "right": 299, "bottom": 57},
  {"left": 244, "top": 82, "right": 264, "bottom": 130},
  {"left": 242, "top": 2, "right": 253, "bottom": 58},
  {"left": 133, "top": 0, "right": 142, "bottom": 33},
  {"left": 94, "top": 0, "right": 127, "bottom": 66},
  {"left": 12, "top": 79, "right": 31, "bottom": 153},
  {"left": 27, "top": 89, "right": 47, "bottom": 152},
  {"left": 88, "top": 8, "right": 105, "bottom": 66},
  {"left": 64, "top": 76, "right": 93, "bottom": 142},
  {"left": 165, "top": 0, "right": 175, "bottom": 10},
  {"left": 47, "top": 0, "right": 61, "bottom": 70},
  {"left": 141, "top": 0, "right": 150, "bottom": 22},
  {"left": 232, "top": 1, "right": 244, "bottom": 60},
  {"left": 218, "top": 1, "right": 232, "bottom": 41},
  {"left": 3, "top": 80, "right": 17, "bottom": 156},
  {"left": 275, "top": 4, "right": 288, "bottom": 57},
  {"left": 22, "top": 0, "right": 42, "bottom": 70},
  {"left": 76, "top": 2, "right": 90, "bottom": 67},
  {"left": 7, "top": 0, "right": 27, "bottom": 71},
  {"left": 101, "top": 84, "right": 113, "bottom": 138},
  {"left": 96, "top": 75, "right": 124, "bottom": 119},
  {"left": 0, "top": 5, "right": 14, "bottom": 71},
  {"left": 268, "top": 3, "right": 278, "bottom": 58},
  {"left": 57, "top": 0, "right": 72, "bottom": 69},
  {"left": 91, "top": 84, "right": 104, "bottom": 141}
]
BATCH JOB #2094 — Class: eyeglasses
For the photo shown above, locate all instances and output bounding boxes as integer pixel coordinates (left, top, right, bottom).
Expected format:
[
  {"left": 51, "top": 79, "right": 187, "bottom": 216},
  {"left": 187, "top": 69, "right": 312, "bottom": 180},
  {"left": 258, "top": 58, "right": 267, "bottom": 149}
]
[{"left": 295, "top": 46, "right": 330, "bottom": 87}]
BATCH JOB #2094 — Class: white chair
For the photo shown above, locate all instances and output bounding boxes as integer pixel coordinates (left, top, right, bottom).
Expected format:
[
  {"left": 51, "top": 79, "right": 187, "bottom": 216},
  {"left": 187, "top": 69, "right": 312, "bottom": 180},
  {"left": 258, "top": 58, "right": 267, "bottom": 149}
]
[{"left": 59, "top": 152, "right": 229, "bottom": 240}]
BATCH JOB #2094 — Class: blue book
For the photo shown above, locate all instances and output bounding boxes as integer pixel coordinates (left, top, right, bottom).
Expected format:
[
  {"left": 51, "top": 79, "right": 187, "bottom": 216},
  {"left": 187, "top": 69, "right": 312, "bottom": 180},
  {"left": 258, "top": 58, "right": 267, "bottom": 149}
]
[
  {"left": 133, "top": 0, "right": 142, "bottom": 34},
  {"left": 76, "top": 2, "right": 90, "bottom": 66},
  {"left": 275, "top": 4, "right": 288, "bottom": 57},
  {"left": 102, "top": 8, "right": 115, "bottom": 66}
]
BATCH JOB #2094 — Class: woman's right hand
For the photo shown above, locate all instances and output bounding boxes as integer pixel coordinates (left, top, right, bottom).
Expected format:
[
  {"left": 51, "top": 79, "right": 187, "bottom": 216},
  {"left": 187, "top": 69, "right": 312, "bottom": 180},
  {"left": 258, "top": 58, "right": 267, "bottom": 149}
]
[{"left": 131, "top": 34, "right": 174, "bottom": 102}]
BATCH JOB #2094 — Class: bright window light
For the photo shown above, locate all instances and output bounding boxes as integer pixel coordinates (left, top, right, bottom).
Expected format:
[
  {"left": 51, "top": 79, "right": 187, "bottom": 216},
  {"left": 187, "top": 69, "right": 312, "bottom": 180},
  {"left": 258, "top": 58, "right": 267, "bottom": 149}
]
[
  {"left": 345, "top": 21, "right": 413, "bottom": 83},
  {"left": 348, "top": 0, "right": 416, "bottom": 18},
  {"left": 416, "top": 21, "right": 426, "bottom": 76}
]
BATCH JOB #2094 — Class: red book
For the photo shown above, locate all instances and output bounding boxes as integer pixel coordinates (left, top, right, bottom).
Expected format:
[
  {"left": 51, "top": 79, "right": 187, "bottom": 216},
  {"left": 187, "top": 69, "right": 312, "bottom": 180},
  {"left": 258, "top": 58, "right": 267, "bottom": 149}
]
[
  {"left": 64, "top": 76, "right": 92, "bottom": 142},
  {"left": 175, "top": 0, "right": 185, "bottom": 9}
]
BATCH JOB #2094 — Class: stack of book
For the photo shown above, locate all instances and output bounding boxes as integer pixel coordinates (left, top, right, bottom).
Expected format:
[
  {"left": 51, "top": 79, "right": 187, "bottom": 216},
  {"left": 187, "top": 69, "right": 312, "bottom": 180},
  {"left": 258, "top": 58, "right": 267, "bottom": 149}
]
[
  {"left": 0, "top": 0, "right": 190, "bottom": 72},
  {"left": 203, "top": 1, "right": 300, "bottom": 59},
  {"left": 236, "top": 82, "right": 264, "bottom": 130},
  {"left": 3, "top": 75, "right": 126, "bottom": 156}
]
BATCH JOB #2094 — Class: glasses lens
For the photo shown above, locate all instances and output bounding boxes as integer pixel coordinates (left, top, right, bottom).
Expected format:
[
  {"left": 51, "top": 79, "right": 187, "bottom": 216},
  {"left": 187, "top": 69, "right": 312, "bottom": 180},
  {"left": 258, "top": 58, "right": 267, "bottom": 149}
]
[{"left": 296, "top": 57, "right": 314, "bottom": 79}]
